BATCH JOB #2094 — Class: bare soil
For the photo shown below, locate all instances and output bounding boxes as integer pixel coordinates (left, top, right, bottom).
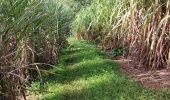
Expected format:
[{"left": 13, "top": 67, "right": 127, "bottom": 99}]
[{"left": 113, "top": 56, "right": 170, "bottom": 89}]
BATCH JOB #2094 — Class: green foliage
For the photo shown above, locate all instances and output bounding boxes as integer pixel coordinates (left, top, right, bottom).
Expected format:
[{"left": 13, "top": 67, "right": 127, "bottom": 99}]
[
  {"left": 71, "top": 0, "right": 127, "bottom": 36},
  {"left": 0, "top": 0, "right": 74, "bottom": 99},
  {"left": 72, "top": 0, "right": 170, "bottom": 70},
  {"left": 112, "top": 47, "right": 125, "bottom": 57},
  {"left": 1, "top": 0, "right": 169, "bottom": 99},
  {"left": 74, "top": 0, "right": 93, "bottom": 6}
]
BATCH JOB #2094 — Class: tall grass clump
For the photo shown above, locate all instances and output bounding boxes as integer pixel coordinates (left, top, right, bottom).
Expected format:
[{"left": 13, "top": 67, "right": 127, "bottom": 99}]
[
  {"left": 72, "top": 0, "right": 128, "bottom": 47},
  {"left": 0, "top": 0, "right": 73, "bottom": 99},
  {"left": 72, "top": 0, "right": 170, "bottom": 70}
]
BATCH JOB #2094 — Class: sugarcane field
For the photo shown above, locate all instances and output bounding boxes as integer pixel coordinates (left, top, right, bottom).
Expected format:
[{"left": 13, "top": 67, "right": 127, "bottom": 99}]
[{"left": 0, "top": 0, "right": 170, "bottom": 100}]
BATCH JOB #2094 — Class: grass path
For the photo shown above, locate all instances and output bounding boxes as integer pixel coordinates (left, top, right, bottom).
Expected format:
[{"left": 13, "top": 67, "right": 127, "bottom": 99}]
[{"left": 32, "top": 38, "right": 170, "bottom": 100}]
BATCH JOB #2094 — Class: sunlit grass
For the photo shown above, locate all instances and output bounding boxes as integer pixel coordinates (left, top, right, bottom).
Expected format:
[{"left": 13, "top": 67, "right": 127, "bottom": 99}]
[{"left": 31, "top": 38, "right": 170, "bottom": 100}]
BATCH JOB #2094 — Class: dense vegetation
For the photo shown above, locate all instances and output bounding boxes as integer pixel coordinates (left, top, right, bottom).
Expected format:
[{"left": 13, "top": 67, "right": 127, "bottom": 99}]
[
  {"left": 0, "top": 0, "right": 170, "bottom": 100},
  {"left": 0, "top": 0, "right": 73, "bottom": 99},
  {"left": 72, "top": 0, "right": 170, "bottom": 70}
]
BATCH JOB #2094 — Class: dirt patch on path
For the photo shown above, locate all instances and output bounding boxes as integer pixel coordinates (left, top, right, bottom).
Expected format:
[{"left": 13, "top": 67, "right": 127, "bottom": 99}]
[{"left": 114, "top": 57, "right": 170, "bottom": 89}]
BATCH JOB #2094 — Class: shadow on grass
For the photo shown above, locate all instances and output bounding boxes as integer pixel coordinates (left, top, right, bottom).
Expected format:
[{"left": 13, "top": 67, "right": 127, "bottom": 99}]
[
  {"left": 59, "top": 41, "right": 105, "bottom": 66},
  {"left": 60, "top": 50, "right": 105, "bottom": 66},
  {"left": 43, "top": 58, "right": 119, "bottom": 84},
  {"left": 37, "top": 39, "right": 170, "bottom": 100},
  {"left": 44, "top": 65, "right": 170, "bottom": 100},
  {"left": 50, "top": 83, "right": 170, "bottom": 100},
  {"left": 44, "top": 64, "right": 170, "bottom": 100}
]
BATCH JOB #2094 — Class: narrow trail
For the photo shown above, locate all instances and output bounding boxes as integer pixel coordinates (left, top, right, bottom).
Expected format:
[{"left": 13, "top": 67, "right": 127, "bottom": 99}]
[{"left": 32, "top": 38, "right": 170, "bottom": 100}]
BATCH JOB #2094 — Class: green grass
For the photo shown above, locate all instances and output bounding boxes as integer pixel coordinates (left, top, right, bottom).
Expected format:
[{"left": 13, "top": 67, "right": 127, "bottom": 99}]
[{"left": 32, "top": 38, "right": 170, "bottom": 100}]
